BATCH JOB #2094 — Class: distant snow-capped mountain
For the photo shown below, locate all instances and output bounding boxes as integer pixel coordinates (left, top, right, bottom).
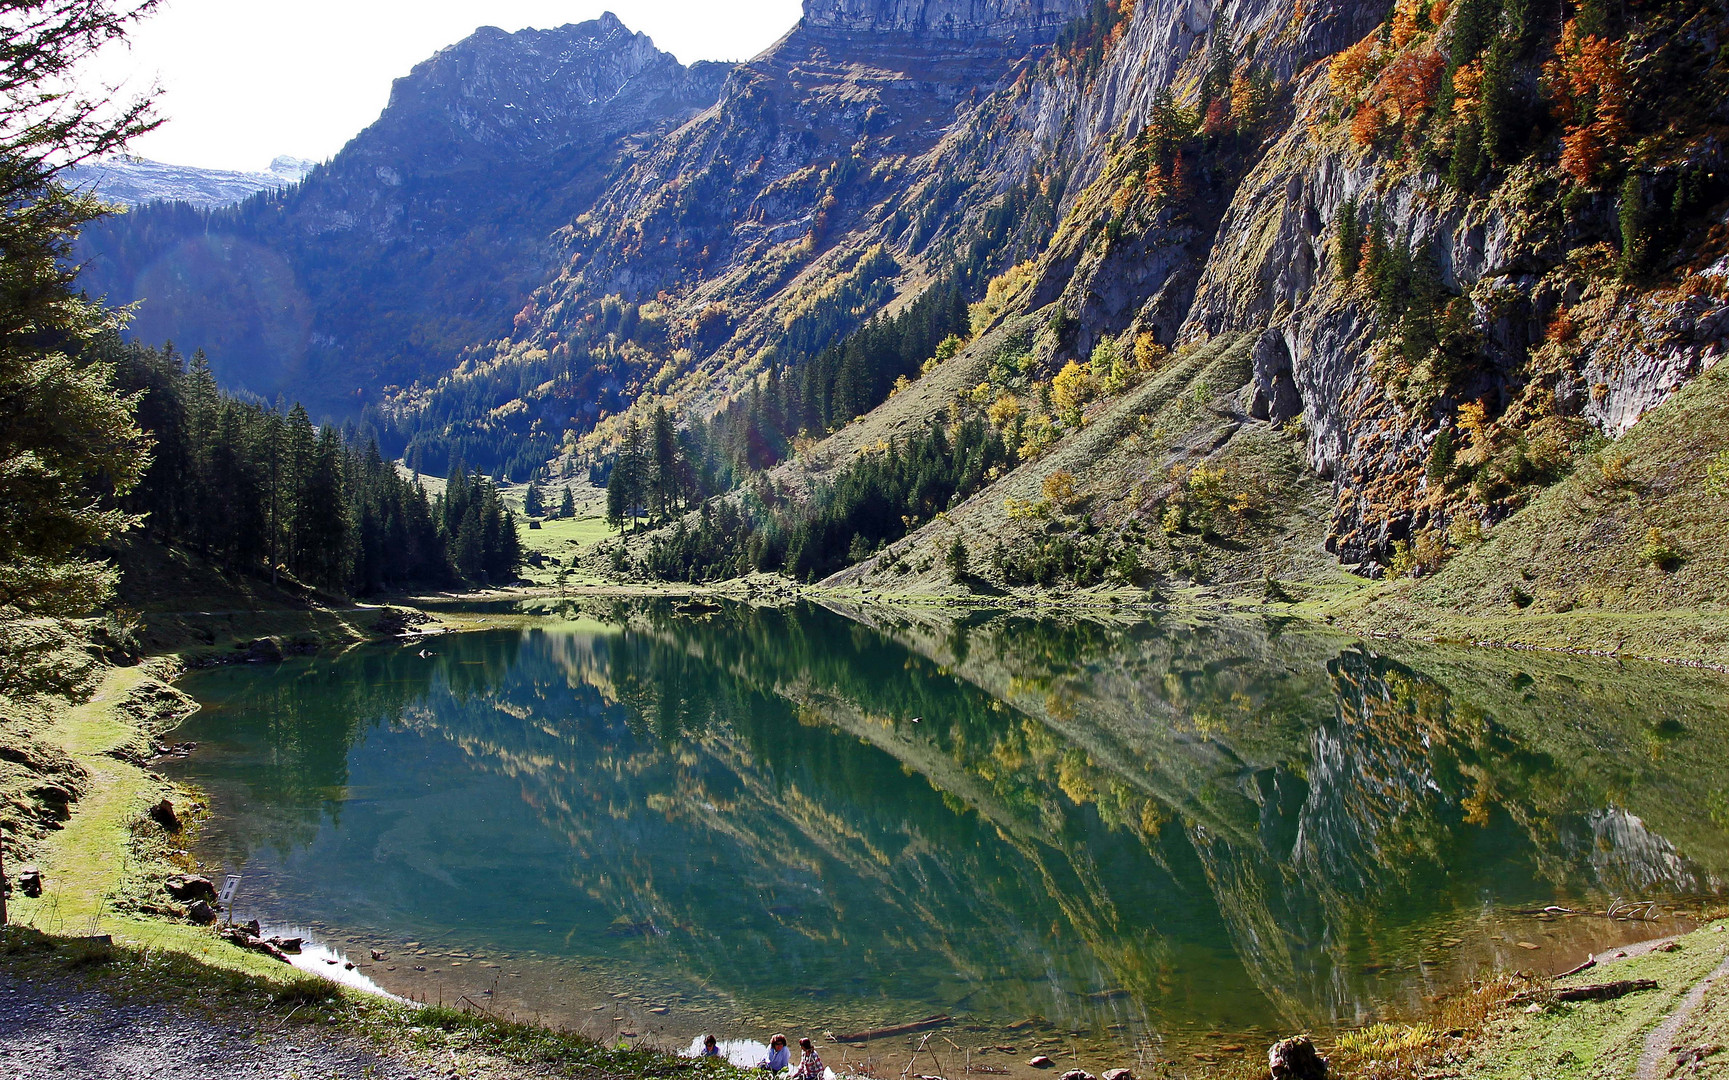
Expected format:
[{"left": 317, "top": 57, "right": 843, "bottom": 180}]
[{"left": 63, "top": 155, "right": 317, "bottom": 209}]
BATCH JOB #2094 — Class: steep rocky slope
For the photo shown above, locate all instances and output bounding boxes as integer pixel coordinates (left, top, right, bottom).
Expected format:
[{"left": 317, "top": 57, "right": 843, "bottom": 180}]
[
  {"left": 74, "top": 0, "right": 1729, "bottom": 616},
  {"left": 581, "top": 0, "right": 1729, "bottom": 627},
  {"left": 76, "top": 15, "right": 726, "bottom": 415}
]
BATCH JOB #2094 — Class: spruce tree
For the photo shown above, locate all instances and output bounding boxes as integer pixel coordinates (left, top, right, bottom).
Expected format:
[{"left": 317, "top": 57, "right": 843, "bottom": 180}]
[
  {"left": 615, "top": 418, "right": 649, "bottom": 531},
  {"left": 558, "top": 487, "right": 576, "bottom": 519},
  {"left": 650, "top": 405, "right": 680, "bottom": 522},
  {"left": 523, "top": 480, "right": 544, "bottom": 517},
  {"left": 0, "top": 0, "right": 158, "bottom": 615}
]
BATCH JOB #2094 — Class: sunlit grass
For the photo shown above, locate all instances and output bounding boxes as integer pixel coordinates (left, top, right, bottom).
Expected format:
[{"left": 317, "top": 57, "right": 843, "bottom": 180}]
[{"left": 1334, "top": 1022, "right": 1439, "bottom": 1056}]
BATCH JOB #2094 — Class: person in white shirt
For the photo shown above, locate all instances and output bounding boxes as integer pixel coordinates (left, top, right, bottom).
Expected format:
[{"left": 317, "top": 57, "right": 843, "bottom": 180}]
[{"left": 760, "top": 1033, "right": 790, "bottom": 1072}]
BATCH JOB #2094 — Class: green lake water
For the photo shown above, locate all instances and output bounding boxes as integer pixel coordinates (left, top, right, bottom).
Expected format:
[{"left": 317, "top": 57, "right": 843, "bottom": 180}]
[{"left": 166, "top": 601, "right": 1729, "bottom": 1066}]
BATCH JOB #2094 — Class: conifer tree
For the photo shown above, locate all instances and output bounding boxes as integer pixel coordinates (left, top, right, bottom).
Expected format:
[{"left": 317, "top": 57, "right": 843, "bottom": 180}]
[
  {"left": 558, "top": 487, "right": 576, "bottom": 519},
  {"left": 0, "top": 0, "right": 159, "bottom": 615},
  {"left": 524, "top": 480, "right": 544, "bottom": 517},
  {"left": 607, "top": 419, "right": 649, "bottom": 532},
  {"left": 650, "top": 405, "right": 680, "bottom": 522}
]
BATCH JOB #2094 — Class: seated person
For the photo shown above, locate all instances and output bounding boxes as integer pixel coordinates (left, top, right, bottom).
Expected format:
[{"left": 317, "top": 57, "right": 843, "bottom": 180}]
[
  {"left": 760, "top": 1033, "right": 790, "bottom": 1072},
  {"left": 794, "top": 1037, "right": 825, "bottom": 1080}
]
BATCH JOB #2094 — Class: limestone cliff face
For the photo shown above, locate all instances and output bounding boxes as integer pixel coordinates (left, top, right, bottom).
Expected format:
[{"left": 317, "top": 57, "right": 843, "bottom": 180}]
[
  {"left": 1172, "top": 72, "right": 1729, "bottom": 560},
  {"left": 803, "top": 0, "right": 1088, "bottom": 37},
  {"left": 510, "top": 1, "right": 1091, "bottom": 396}
]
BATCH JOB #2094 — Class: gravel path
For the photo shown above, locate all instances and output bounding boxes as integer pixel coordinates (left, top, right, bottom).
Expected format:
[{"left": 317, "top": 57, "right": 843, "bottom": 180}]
[
  {"left": 0, "top": 968, "right": 422, "bottom": 1080},
  {"left": 1635, "top": 953, "right": 1729, "bottom": 1080}
]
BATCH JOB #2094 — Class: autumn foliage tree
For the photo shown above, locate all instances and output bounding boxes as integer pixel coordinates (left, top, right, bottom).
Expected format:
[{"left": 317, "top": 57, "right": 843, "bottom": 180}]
[{"left": 1544, "top": 18, "right": 1632, "bottom": 184}]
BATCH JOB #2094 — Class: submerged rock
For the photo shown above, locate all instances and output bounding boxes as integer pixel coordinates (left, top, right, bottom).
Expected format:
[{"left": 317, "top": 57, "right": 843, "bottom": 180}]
[{"left": 1028, "top": 1057, "right": 1054, "bottom": 1069}]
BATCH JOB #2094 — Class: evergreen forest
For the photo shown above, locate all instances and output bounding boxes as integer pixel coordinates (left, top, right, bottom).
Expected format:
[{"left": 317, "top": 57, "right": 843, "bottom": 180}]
[{"left": 110, "top": 342, "right": 522, "bottom": 595}]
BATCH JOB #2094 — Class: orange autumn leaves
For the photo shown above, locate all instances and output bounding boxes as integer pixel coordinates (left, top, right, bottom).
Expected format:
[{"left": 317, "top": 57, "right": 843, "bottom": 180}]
[
  {"left": 1329, "top": 0, "right": 1635, "bottom": 184},
  {"left": 1329, "top": 0, "right": 1449, "bottom": 147},
  {"left": 1543, "top": 18, "right": 1632, "bottom": 183}
]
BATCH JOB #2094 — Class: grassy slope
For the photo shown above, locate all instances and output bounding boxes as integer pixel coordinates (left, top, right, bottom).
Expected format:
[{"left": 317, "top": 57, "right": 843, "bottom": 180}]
[
  {"left": 1462, "top": 921, "right": 1729, "bottom": 1080},
  {"left": 1331, "top": 359, "right": 1729, "bottom": 666},
  {"left": 827, "top": 331, "right": 1343, "bottom": 599}
]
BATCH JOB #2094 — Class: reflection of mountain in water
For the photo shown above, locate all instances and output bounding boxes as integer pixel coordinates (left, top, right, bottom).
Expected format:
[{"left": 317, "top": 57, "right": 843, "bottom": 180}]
[{"left": 172, "top": 603, "right": 1729, "bottom": 1035}]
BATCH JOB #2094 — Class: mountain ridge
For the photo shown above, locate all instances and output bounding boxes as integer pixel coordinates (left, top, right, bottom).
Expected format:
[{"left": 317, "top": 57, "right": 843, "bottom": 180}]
[
  {"left": 75, "top": 14, "right": 729, "bottom": 418},
  {"left": 74, "top": 0, "right": 1729, "bottom": 617}
]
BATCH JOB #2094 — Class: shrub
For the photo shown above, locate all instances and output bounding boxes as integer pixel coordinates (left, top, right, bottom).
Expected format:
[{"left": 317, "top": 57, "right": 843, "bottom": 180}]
[
  {"left": 1134, "top": 333, "right": 1169, "bottom": 372},
  {"left": 1042, "top": 469, "right": 1079, "bottom": 508},
  {"left": 1639, "top": 527, "right": 1684, "bottom": 571},
  {"left": 1052, "top": 360, "right": 1096, "bottom": 424},
  {"left": 947, "top": 536, "right": 970, "bottom": 581},
  {"left": 1705, "top": 449, "right": 1729, "bottom": 499},
  {"left": 988, "top": 392, "right": 1023, "bottom": 428}
]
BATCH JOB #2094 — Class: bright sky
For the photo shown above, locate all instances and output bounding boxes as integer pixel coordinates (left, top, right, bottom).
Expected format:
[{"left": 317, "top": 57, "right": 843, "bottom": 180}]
[{"left": 87, "top": 0, "right": 804, "bottom": 172}]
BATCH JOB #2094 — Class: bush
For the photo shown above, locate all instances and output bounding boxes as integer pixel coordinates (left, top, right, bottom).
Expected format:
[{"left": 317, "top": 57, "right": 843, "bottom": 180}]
[
  {"left": 1639, "top": 527, "right": 1684, "bottom": 571},
  {"left": 1704, "top": 449, "right": 1729, "bottom": 499},
  {"left": 946, "top": 536, "right": 970, "bottom": 582},
  {"left": 1042, "top": 470, "right": 1079, "bottom": 509}
]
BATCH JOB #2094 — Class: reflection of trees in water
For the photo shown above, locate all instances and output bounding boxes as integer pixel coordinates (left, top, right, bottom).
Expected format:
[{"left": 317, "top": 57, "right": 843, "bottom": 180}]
[
  {"left": 173, "top": 642, "right": 455, "bottom": 860},
  {"left": 182, "top": 601, "right": 1729, "bottom": 1036},
  {"left": 395, "top": 622, "right": 1226, "bottom": 1031},
  {"left": 778, "top": 606, "right": 1729, "bottom": 1028}
]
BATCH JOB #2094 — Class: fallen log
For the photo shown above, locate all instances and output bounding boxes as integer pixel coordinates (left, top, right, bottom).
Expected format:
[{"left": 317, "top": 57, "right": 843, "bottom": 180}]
[
  {"left": 827, "top": 1015, "right": 952, "bottom": 1042},
  {"left": 1509, "top": 979, "right": 1658, "bottom": 1006}
]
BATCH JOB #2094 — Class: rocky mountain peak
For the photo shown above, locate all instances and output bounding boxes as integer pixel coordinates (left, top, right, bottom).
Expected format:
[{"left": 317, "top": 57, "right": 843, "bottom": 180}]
[
  {"left": 361, "top": 15, "right": 727, "bottom": 165},
  {"left": 801, "top": 0, "right": 1089, "bottom": 39}
]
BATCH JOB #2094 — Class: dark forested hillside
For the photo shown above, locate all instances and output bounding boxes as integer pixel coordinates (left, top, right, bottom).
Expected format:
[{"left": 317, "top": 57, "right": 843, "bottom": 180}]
[{"left": 109, "top": 341, "right": 520, "bottom": 595}]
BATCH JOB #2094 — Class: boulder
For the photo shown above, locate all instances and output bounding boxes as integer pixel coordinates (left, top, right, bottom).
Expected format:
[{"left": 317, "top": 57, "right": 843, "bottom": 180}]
[
  {"left": 187, "top": 899, "right": 217, "bottom": 924},
  {"left": 18, "top": 867, "right": 44, "bottom": 898},
  {"left": 1029, "top": 1057, "right": 1055, "bottom": 1069},
  {"left": 1061, "top": 1071, "right": 1095, "bottom": 1080},
  {"left": 164, "top": 874, "right": 217, "bottom": 902},
  {"left": 1103, "top": 1070, "right": 1135, "bottom": 1080},
  {"left": 30, "top": 783, "right": 74, "bottom": 821},
  {"left": 218, "top": 926, "right": 292, "bottom": 963},
  {"left": 1268, "top": 1035, "right": 1327, "bottom": 1080},
  {"left": 270, "top": 936, "right": 305, "bottom": 953},
  {"left": 148, "top": 798, "right": 181, "bottom": 831},
  {"left": 242, "top": 638, "right": 284, "bottom": 663}
]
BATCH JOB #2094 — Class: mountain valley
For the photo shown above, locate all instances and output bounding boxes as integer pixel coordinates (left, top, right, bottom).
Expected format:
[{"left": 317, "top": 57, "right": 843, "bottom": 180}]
[{"left": 71, "top": 0, "right": 1729, "bottom": 657}]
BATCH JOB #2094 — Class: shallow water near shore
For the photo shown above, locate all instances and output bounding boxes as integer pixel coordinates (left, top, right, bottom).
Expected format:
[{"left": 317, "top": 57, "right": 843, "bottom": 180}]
[{"left": 165, "top": 600, "right": 1729, "bottom": 1070}]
